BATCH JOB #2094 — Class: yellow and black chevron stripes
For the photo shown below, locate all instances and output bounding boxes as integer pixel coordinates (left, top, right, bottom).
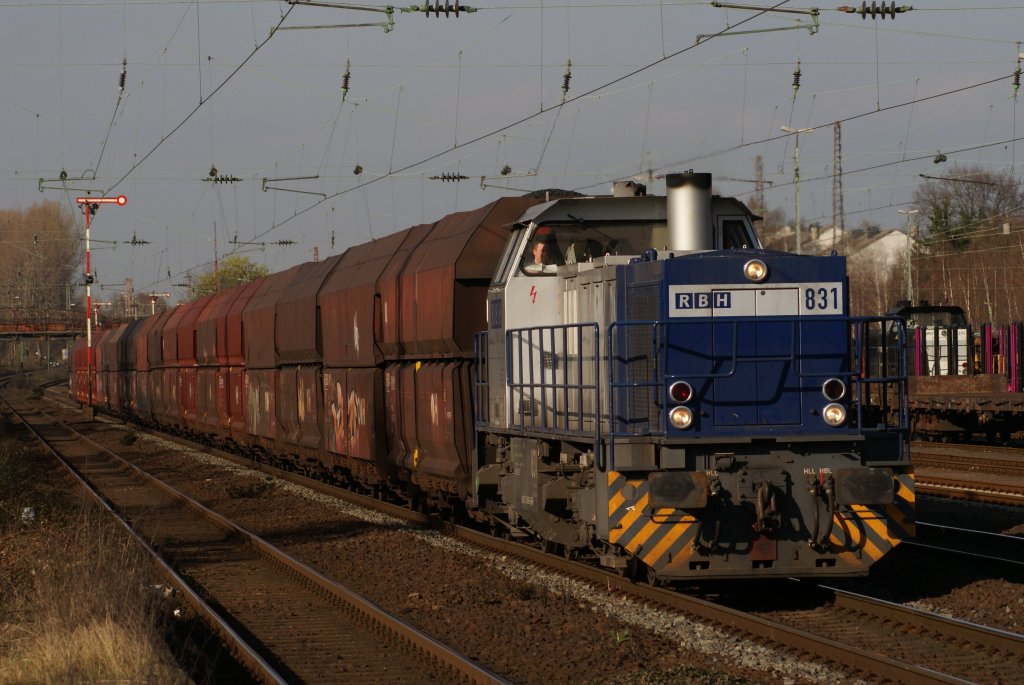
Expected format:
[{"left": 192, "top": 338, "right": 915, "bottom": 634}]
[
  {"left": 607, "top": 471, "right": 697, "bottom": 571},
  {"left": 830, "top": 470, "right": 915, "bottom": 565},
  {"left": 606, "top": 467, "right": 916, "bottom": 575},
  {"left": 888, "top": 470, "right": 916, "bottom": 536}
]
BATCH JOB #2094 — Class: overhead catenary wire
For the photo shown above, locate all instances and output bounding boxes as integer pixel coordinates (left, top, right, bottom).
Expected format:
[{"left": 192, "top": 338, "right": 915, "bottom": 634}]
[
  {"left": 83, "top": 0, "right": 1021, "bottom": 290},
  {"left": 772, "top": 160, "right": 1024, "bottom": 237},
  {"left": 238, "top": 72, "right": 1016, "bottom": 265},
  {"left": 128, "top": 4, "right": 790, "bottom": 286},
  {"left": 770, "top": 135, "right": 1024, "bottom": 193},
  {"left": 104, "top": 4, "right": 296, "bottom": 195},
  {"left": 571, "top": 71, "right": 1018, "bottom": 199},
  {"left": 91, "top": 58, "right": 129, "bottom": 180},
  {"left": 634, "top": 71, "right": 1018, "bottom": 186},
  {"left": 228, "top": 0, "right": 798, "bottom": 248}
]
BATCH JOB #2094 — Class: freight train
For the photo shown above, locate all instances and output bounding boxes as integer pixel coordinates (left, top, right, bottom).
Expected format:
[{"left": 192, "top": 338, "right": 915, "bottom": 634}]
[
  {"left": 69, "top": 172, "right": 915, "bottom": 581},
  {"left": 884, "top": 301, "right": 1024, "bottom": 441}
]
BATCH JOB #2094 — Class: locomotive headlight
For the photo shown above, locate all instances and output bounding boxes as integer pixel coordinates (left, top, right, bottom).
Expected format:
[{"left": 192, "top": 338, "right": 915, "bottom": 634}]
[
  {"left": 743, "top": 259, "right": 768, "bottom": 283},
  {"left": 822, "top": 403, "right": 847, "bottom": 427},
  {"left": 822, "top": 378, "right": 846, "bottom": 401},
  {"left": 669, "top": 380, "right": 694, "bottom": 404},
  {"left": 669, "top": 406, "right": 694, "bottom": 429}
]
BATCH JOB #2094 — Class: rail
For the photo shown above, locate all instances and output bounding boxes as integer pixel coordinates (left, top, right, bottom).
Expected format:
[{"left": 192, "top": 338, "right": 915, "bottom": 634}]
[{"left": 6, "top": 390, "right": 513, "bottom": 685}]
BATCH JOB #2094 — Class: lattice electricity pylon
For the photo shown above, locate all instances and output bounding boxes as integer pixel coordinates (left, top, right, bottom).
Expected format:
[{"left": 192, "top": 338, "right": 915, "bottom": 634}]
[{"left": 832, "top": 121, "right": 845, "bottom": 250}]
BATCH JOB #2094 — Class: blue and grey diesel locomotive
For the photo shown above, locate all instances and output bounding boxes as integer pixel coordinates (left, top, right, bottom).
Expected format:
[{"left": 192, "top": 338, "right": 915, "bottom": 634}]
[
  {"left": 475, "top": 173, "right": 913, "bottom": 580},
  {"left": 70, "top": 172, "right": 914, "bottom": 581}
]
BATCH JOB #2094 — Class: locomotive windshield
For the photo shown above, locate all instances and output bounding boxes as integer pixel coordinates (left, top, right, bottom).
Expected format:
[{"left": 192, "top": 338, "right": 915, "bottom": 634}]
[
  {"left": 519, "top": 221, "right": 663, "bottom": 275},
  {"left": 519, "top": 215, "right": 758, "bottom": 276}
]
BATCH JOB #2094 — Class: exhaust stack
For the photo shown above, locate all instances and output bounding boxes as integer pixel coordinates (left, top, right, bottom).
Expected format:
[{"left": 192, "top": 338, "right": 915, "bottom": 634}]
[{"left": 666, "top": 172, "right": 713, "bottom": 251}]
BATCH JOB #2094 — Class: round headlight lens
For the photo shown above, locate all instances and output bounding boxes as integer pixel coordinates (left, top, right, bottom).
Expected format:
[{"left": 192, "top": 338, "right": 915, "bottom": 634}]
[
  {"left": 822, "top": 378, "right": 846, "bottom": 401},
  {"left": 823, "top": 403, "right": 847, "bottom": 427},
  {"left": 669, "top": 406, "right": 694, "bottom": 430},
  {"left": 743, "top": 259, "right": 768, "bottom": 283},
  {"left": 669, "top": 380, "right": 693, "bottom": 404}
]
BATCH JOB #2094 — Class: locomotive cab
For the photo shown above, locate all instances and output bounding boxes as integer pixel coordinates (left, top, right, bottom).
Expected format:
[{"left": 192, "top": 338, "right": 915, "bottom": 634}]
[{"left": 484, "top": 177, "right": 761, "bottom": 430}]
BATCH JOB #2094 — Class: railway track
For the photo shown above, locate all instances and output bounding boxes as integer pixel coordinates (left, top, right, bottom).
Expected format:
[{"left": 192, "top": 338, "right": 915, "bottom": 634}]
[
  {"left": 912, "top": 440, "right": 1024, "bottom": 476},
  {"left": 33, "top": 388, "right": 1024, "bottom": 683},
  {"left": 916, "top": 472, "right": 1024, "bottom": 506},
  {"left": 53, "top": 418, "right": 1022, "bottom": 681},
  {"left": 911, "top": 441, "right": 1024, "bottom": 505},
  {"left": 743, "top": 581, "right": 1024, "bottom": 684},
  {"left": 2, "top": 390, "right": 511, "bottom": 685}
]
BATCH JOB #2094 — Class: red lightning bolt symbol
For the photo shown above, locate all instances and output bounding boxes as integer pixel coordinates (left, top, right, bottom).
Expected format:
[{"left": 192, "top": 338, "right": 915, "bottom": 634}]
[{"left": 529, "top": 285, "right": 537, "bottom": 304}]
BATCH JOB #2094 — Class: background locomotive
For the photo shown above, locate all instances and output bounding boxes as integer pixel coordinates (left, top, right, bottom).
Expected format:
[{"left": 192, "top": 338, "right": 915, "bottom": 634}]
[{"left": 70, "top": 172, "right": 914, "bottom": 581}]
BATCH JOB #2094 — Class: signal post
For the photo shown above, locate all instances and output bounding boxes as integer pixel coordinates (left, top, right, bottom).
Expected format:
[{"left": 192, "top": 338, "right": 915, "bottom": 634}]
[{"left": 75, "top": 195, "right": 126, "bottom": 415}]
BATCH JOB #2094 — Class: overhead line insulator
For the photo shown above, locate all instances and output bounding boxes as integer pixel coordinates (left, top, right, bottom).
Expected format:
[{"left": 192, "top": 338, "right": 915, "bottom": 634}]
[
  {"left": 837, "top": 2, "right": 912, "bottom": 19},
  {"left": 342, "top": 58, "right": 352, "bottom": 102},
  {"left": 561, "top": 59, "right": 572, "bottom": 101},
  {"left": 430, "top": 172, "right": 469, "bottom": 182},
  {"left": 401, "top": 2, "right": 477, "bottom": 16},
  {"left": 119, "top": 58, "right": 127, "bottom": 92},
  {"left": 204, "top": 174, "right": 242, "bottom": 184},
  {"left": 792, "top": 58, "right": 801, "bottom": 100}
]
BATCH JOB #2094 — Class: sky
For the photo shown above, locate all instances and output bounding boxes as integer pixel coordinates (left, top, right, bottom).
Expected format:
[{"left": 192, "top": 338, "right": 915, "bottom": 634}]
[{"left": 1, "top": 0, "right": 1022, "bottom": 305}]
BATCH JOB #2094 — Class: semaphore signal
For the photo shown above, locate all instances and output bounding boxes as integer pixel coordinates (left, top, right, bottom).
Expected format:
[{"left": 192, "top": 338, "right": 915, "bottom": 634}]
[{"left": 76, "top": 195, "right": 127, "bottom": 206}]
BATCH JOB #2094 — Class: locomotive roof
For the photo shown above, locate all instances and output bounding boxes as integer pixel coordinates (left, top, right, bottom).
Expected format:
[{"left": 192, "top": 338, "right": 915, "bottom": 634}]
[
  {"left": 514, "top": 193, "right": 757, "bottom": 226},
  {"left": 885, "top": 301, "right": 968, "bottom": 327}
]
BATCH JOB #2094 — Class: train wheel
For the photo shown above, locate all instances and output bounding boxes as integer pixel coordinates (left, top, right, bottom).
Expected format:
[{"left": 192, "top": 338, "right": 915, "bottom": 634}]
[{"left": 643, "top": 568, "right": 662, "bottom": 588}]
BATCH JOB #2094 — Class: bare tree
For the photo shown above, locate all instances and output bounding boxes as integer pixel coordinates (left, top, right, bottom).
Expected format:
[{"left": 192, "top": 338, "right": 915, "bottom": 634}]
[
  {"left": 847, "top": 253, "right": 900, "bottom": 317},
  {"left": 911, "top": 166, "right": 1024, "bottom": 322},
  {"left": 0, "top": 201, "right": 81, "bottom": 314},
  {"left": 913, "top": 165, "right": 1023, "bottom": 250}
]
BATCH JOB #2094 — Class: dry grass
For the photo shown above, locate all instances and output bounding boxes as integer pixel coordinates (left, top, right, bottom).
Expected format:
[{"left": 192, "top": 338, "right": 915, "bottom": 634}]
[{"left": 0, "top": 437, "right": 192, "bottom": 684}]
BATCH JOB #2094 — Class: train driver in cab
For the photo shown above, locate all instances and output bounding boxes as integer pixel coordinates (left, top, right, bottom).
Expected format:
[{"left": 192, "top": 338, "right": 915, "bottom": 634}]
[{"left": 523, "top": 236, "right": 562, "bottom": 274}]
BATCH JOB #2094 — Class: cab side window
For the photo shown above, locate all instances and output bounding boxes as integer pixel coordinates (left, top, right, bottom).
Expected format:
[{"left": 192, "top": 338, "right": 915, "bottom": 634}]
[
  {"left": 521, "top": 237, "right": 563, "bottom": 275},
  {"left": 720, "top": 218, "right": 755, "bottom": 249}
]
